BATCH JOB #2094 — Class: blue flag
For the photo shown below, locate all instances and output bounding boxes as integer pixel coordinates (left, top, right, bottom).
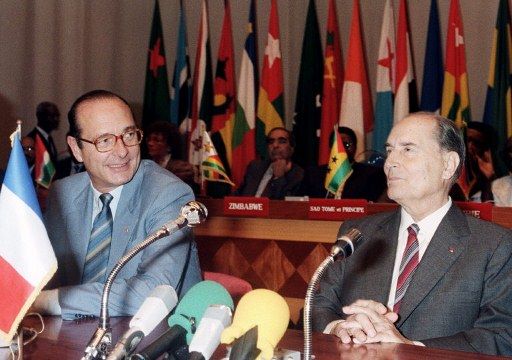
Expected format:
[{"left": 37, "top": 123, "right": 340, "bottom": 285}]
[
  {"left": 420, "top": 0, "right": 444, "bottom": 112},
  {"left": 171, "top": 0, "right": 191, "bottom": 128}
]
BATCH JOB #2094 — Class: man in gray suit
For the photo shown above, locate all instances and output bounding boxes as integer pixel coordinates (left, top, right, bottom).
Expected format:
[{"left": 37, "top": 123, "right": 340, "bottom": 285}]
[
  {"left": 32, "top": 90, "right": 201, "bottom": 319},
  {"left": 313, "top": 112, "right": 512, "bottom": 355}
]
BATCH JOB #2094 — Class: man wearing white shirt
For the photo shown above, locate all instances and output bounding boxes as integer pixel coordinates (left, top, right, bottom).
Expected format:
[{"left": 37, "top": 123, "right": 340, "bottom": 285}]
[{"left": 312, "top": 112, "right": 512, "bottom": 355}]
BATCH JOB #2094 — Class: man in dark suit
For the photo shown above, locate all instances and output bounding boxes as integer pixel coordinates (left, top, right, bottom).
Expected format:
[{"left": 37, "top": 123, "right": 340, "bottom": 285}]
[
  {"left": 312, "top": 112, "right": 512, "bottom": 355},
  {"left": 32, "top": 90, "right": 201, "bottom": 319},
  {"left": 27, "top": 101, "right": 60, "bottom": 164},
  {"left": 236, "top": 127, "right": 304, "bottom": 199},
  {"left": 299, "top": 126, "right": 386, "bottom": 200}
]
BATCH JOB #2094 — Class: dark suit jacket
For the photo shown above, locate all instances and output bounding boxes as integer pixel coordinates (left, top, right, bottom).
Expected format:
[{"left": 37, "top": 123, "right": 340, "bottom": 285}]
[
  {"left": 299, "top": 162, "right": 387, "bottom": 201},
  {"left": 235, "top": 159, "right": 304, "bottom": 199},
  {"left": 312, "top": 205, "right": 512, "bottom": 355}
]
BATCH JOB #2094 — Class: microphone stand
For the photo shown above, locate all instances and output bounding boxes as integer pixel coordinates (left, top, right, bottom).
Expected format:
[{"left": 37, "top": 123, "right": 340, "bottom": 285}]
[
  {"left": 303, "top": 228, "right": 362, "bottom": 360},
  {"left": 81, "top": 201, "right": 208, "bottom": 360}
]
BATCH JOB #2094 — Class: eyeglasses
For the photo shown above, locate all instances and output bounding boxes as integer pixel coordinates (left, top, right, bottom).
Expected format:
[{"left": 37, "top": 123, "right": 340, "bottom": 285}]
[
  {"left": 77, "top": 128, "right": 143, "bottom": 152},
  {"left": 266, "top": 137, "right": 289, "bottom": 145}
]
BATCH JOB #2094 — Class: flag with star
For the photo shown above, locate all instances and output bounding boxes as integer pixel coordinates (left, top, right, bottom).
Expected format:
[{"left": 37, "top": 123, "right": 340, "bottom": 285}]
[
  {"left": 318, "top": 0, "right": 344, "bottom": 166},
  {"left": 256, "top": 0, "right": 284, "bottom": 159},
  {"left": 142, "top": 0, "right": 170, "bottom": 128},
  {"left": 292, "top": 0, "right": 323, "bottom": 168},
  {"left": 372, "top": 0, "right": 395, "bottom": 154},
  {"left": 201, "top": 129, "right": 234, "bottom": 186},
  {"left": 211, "top": 0, "right": 236, "bottom": 175},
  {"left": 325, "top": 126, "right": 352, "bottom": 195},
  {"left": 232, "top": 0, "right": 258, "bottom": 187},
  {"left": 171, "top": 0, "right": 191, "bottom": 129},
  {"left": 187, "top": 0, "right": 214, "bottom": 184}
]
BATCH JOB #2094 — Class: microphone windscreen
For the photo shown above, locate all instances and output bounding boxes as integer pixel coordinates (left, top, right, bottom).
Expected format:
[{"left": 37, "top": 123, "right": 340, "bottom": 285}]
[
  {"left": 129, "top": 285, "right": 178, "bottom": 335},
  {"left": 168, "top": 280, "right": 234, "bottom": 344},
  {"left": 221, "top": 289, "right": 290, "bottom": 360}
]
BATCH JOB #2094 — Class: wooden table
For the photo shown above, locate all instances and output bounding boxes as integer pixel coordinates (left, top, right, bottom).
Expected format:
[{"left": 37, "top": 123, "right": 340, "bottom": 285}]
[{"left": 2, "top": 316, "right": 510, "bottom": 360}]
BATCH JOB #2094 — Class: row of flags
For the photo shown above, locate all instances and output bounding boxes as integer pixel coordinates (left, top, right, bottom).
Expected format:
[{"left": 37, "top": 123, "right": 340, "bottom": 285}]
[{"left": 142, "top": 0, "right": 512, "bottom": 197}]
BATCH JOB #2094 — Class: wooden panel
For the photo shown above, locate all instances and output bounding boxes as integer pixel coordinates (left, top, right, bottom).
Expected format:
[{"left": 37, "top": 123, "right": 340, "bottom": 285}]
[{"left": 194, "top": 217, "right": 339, "bottom": 243}]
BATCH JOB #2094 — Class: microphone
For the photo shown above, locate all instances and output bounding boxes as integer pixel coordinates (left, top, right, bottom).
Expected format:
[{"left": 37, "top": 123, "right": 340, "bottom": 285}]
[
  {"left": 82, "top": 201, "right": 208, "bottom": 360},
  {"left": 189, "top": 304, "right": 232, "bottom": 360},
  {"left": 303, "top": 228, "right": 363, "bottom": 360},
  {"left": 131, "top": 280, "right": 234, "bottom": 360},
  {"left": 106, "top": 285, "right": 178, "bottom": 360},
  {"left": 331, "top": 227, "right": 364, "bottom": 259},
  {"left": 221, "top": 289, "right": 290, "bottom": 360}
]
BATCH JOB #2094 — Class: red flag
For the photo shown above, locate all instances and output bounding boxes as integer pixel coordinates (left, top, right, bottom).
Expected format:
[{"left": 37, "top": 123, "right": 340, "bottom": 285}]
[
  {"left": 318, "top": 0, "right": 344, "bottom": 165},
  {"left": 211, "top": 0, "right": 236, "bottom": 173},
  {"left": 394, "top": 0, "right": 418, "bottom": 123},
  {"left": 338, "top": 0, "right": 373, "bottom": 158}
]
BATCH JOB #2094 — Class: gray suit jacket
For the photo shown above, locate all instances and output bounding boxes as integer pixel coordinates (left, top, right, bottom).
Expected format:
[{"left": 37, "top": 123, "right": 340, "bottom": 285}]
[
  {"left": 44, "top": 160, "right": 201, "bottom": 319},
  {"left": 312, "top": 205, "right": 512, "bottom": 355}
]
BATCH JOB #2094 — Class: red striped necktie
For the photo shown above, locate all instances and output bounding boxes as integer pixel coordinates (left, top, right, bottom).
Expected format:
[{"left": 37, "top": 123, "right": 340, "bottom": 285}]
[{"left": 393, "top": 224, "right": 420, "bottom": 313}]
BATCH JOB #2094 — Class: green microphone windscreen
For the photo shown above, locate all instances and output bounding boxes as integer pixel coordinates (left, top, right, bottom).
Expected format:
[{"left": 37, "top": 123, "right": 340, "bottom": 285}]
[{"left": 168, "top": 280, "right": 234, "bottom": 344}]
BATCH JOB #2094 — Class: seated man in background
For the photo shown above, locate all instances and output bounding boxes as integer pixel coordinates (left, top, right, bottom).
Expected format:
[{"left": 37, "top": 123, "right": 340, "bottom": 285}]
[
  {"left": 32, "top": 90, "right": 201, "bottom": 319},
  {"left": 299, "top": 126, "right": 386, "bottom": 201},
  {"left": 313, "top": 112, "right": 512, "bottom": 355},
  {"left": 491, "top": 136, "right": 512, "bottom": 206},
  {"left": 236, "top": 127, "right": 304, "bottom": 199}
]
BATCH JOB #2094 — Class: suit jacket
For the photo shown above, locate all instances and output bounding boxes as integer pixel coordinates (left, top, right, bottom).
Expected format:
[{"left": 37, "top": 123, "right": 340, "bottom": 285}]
[
  {"left": 299, "top": 162, "right": 386, "bottom": 201},
  {"left": 312, "top": 205, "right": 512, "bottom": 355},
  {"left": 236, "top": 159, "right": 304, "bottom": 199},
  {"left": 44, "top": 160, "right": 201, "bottom": 319}
]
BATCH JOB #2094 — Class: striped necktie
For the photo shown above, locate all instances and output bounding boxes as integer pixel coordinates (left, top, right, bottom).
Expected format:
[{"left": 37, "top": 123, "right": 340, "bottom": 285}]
[
  {"left": 82, "top": 193, "right": 113, "bottom": 283},
  {"left": 393, "top": 224, "right": 420, "bottom": 313}
]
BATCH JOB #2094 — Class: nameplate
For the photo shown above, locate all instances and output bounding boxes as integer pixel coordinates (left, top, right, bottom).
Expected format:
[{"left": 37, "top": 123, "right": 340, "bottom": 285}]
[
  {"left": 308, "top": 199, "right": 367, "bottom": 220},
  {"left": 223, "top": 197, "right": 269, "bottom": 217},
  {"left": 455, "top": 201, "right": 493, "bottom": 221}
]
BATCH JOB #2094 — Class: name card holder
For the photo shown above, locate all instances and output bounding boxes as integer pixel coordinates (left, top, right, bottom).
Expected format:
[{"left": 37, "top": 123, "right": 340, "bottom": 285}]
[
  {"left": 455, "top": 201, "right": 493, "bottom": 221},
  {"left": 223, "top": 196, "right": 270, "bottom": 217},
  {"left": 308, "top": 199, "right": 368, "bottom": 220}
]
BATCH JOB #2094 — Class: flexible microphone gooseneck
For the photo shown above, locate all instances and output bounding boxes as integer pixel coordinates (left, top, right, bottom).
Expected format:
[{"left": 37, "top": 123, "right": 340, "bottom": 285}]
[
  {"left": 303, "top": 228, "right": 363, "bottom": 360},
  {"left": 81, "top": 201, "right": 208, "bottom": 360}
]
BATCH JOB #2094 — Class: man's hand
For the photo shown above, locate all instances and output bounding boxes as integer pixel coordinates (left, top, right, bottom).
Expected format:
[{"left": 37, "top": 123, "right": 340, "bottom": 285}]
[
  {"left": 330, "top": 299, "right": 414, "bottom": 345},
  {"left": 271, "top": 159, "right": 291, "bottom": 178}
]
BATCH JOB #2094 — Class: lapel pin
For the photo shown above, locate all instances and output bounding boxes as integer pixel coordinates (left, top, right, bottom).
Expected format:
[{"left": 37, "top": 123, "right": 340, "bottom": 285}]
[{"left": 448, "top": 246, "right": 455, "bottom": 253}]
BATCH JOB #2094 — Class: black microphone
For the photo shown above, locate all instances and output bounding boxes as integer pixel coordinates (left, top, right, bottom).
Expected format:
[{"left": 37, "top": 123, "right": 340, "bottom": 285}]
[
  {"left": 129, "top": 325, "right": 188, "bottom": 360},
  {"left": 106, "top": 285, "right": 178, "bottom": 360},
  {"left": 330, "top": 228, "right": 364, "bottom": 259}
]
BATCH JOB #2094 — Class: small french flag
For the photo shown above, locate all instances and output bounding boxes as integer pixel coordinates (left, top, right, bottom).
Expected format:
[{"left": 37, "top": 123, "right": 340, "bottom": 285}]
[{"left": 0, "top": 133, "right": 57, "bottom": 342}]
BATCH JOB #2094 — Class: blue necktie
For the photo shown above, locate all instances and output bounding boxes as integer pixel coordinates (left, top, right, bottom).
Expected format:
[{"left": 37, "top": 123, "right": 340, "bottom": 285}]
[{"left": 82, "top": 193, "right": 113, "bottom": 283}]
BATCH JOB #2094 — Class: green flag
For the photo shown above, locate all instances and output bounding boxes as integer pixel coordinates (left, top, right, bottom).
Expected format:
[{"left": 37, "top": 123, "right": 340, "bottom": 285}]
[
  {"left": 142, "top": 0, "right": 170, "bottom": 128},
  {"left": 292, "top": 0, "right": 324, "bottom": 168}
]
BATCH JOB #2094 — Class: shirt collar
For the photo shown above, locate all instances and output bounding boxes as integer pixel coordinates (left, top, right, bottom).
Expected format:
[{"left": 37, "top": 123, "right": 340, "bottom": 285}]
[{"left": 400, "top": 197, "right": 452, "bottom": 239}]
